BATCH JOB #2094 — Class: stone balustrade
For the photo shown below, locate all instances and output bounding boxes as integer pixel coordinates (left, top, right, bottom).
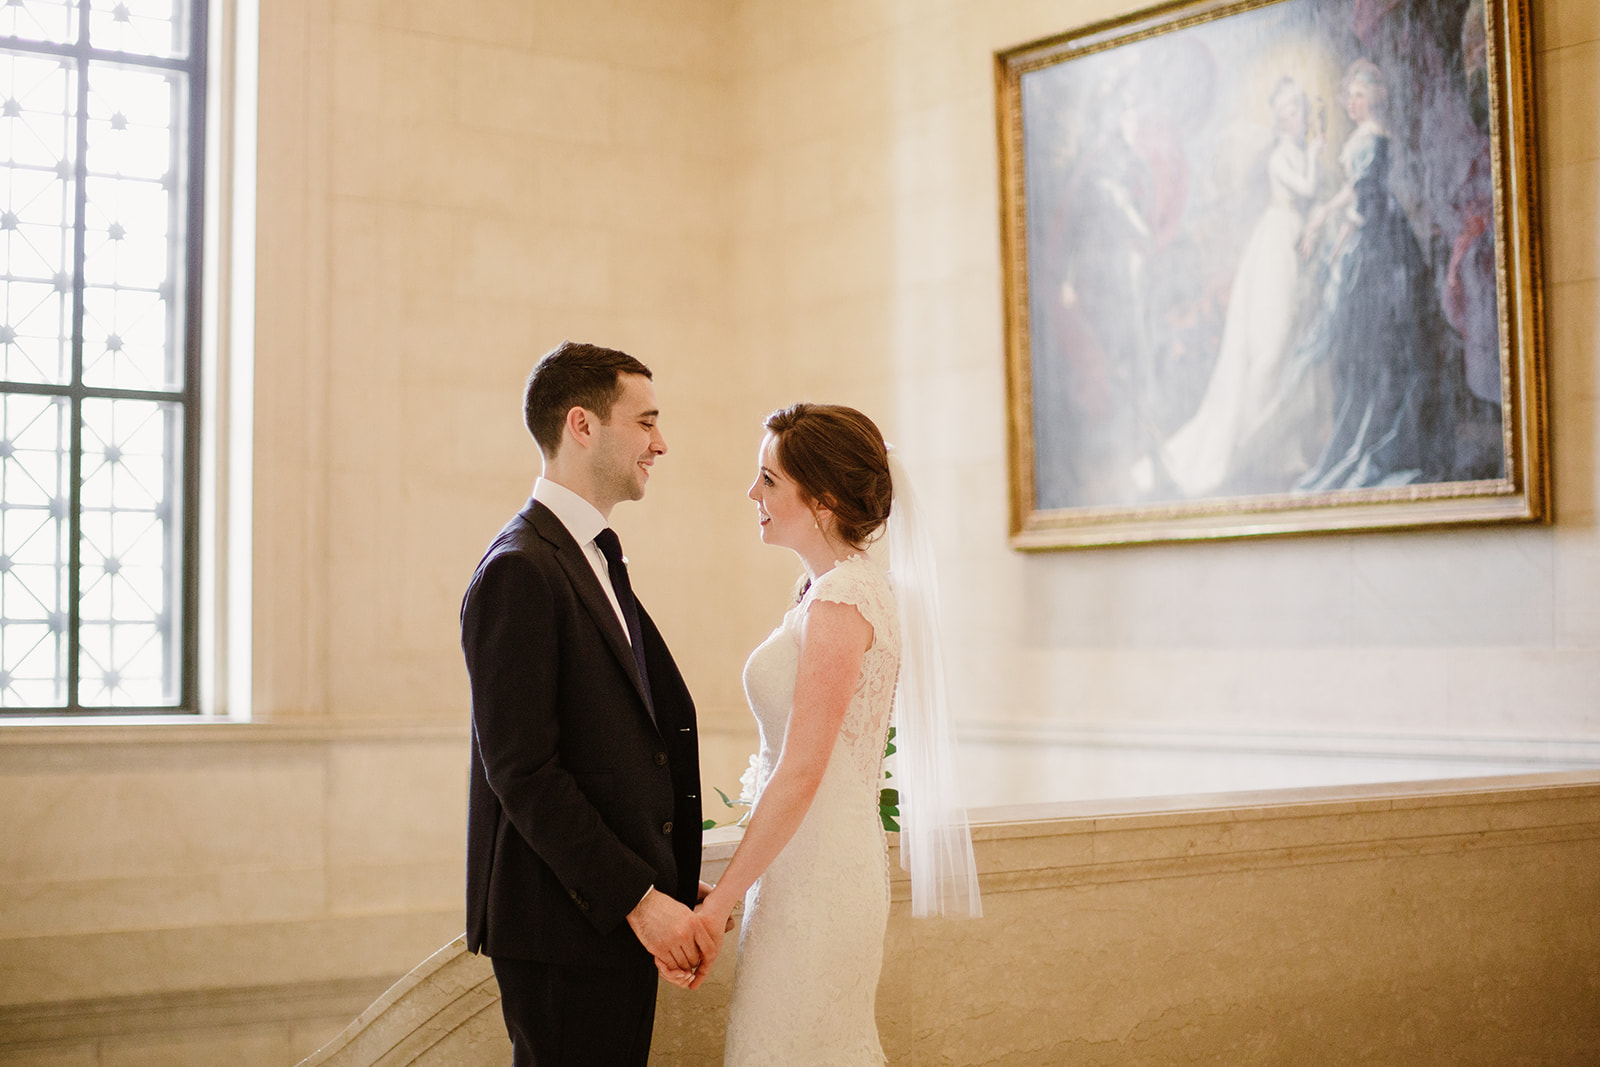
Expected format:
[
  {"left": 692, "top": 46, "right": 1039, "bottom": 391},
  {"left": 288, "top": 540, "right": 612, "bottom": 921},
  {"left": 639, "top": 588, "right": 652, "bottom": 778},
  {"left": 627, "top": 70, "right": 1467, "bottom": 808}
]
[{"left": 298, "top": 769, "right": 1600, "bottom": 1066}]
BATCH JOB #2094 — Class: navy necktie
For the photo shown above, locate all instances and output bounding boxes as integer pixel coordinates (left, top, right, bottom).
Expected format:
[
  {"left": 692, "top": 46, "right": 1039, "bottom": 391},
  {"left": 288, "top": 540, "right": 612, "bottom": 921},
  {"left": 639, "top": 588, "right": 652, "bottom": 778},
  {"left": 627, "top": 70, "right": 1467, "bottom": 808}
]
[{"left": 593, "top": 527, "right": 655, "bottom": 719}]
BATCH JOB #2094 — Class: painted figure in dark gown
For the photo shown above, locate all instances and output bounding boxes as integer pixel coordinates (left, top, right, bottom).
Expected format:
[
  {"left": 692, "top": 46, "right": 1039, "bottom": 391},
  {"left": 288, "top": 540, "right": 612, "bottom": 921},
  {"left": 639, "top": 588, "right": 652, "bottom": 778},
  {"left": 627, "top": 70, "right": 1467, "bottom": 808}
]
[{"left": 1291, "top": 59, "right": 1453, "bottom": 492}]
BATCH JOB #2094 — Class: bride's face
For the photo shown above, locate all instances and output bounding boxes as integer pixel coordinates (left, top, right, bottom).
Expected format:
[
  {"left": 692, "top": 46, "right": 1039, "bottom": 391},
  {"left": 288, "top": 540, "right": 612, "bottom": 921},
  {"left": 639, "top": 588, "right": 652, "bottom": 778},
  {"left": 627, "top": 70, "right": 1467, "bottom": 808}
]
[{"left": 747, "top": 433, "right": 816, "bottom": 550}]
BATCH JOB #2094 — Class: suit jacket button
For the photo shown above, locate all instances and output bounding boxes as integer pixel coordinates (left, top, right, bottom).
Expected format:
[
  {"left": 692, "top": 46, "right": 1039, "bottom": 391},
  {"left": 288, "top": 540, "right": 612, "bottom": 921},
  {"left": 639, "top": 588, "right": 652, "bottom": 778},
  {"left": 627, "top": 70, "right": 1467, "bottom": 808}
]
[
  {"left": 662, "top": 821, "right": 673, "bottom": 835},
  {"left": 654, "top": 752, "right": 667, "bottom": 766}
]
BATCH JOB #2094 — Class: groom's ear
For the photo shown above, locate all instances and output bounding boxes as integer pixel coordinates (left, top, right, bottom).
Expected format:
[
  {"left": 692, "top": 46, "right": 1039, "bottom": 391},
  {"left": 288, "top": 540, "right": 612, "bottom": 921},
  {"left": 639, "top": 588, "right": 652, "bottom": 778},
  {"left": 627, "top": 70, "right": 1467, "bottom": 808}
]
[{"left": 564, "top": 405, "right": 594, "bottom": 448}]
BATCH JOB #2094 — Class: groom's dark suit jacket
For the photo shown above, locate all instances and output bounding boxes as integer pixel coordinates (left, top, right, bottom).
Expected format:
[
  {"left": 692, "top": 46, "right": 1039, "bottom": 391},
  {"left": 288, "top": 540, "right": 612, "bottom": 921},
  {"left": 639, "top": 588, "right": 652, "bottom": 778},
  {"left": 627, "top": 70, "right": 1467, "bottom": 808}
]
[{"left": 461, "top": 498, "right": 702, "bottom": 966}]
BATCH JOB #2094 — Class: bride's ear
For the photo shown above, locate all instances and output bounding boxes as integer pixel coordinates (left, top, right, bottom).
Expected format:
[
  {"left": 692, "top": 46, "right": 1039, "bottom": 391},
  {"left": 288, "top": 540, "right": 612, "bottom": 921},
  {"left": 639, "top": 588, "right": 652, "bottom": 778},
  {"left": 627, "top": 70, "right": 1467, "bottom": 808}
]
[{"left": 811, "top": 496, "right": 838, "bottom": 531}]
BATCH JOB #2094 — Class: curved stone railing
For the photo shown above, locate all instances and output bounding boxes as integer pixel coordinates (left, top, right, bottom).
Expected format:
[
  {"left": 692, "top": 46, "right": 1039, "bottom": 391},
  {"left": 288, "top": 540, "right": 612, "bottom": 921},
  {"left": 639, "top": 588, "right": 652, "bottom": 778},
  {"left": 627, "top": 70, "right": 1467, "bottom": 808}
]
[
  {"left": 296, "top": 827, "right": 744, "bottom": 1067},
  {"left": 294, "top": 936, "right": 503, "bottom": 1067},
  {"left": 300, "top": 772, "right": 1600, "bottom": 1066}
]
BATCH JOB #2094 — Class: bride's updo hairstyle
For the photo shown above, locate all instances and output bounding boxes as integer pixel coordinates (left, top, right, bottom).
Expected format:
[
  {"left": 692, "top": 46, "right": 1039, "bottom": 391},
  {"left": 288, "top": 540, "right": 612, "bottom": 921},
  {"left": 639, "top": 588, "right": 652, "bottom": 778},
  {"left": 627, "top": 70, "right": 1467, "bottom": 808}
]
[{"left": 764, "top": 403, "right": 892, "bottom": 549}]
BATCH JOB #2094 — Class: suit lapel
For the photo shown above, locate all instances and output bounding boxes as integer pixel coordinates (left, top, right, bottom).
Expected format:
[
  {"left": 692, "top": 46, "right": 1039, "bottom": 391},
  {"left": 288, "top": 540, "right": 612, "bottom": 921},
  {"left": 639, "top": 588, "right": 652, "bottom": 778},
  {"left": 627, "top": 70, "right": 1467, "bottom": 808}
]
[{"left": 523, "top": 500, "right": 657, "bottom": 724}]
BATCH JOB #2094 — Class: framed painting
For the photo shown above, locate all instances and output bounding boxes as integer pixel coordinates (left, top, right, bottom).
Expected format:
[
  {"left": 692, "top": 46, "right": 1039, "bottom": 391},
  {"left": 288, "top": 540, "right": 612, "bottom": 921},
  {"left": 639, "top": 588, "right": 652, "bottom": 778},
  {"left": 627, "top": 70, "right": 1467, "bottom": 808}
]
[{"left": 996, "top": 0, "right": 1546, "bottom": 548}]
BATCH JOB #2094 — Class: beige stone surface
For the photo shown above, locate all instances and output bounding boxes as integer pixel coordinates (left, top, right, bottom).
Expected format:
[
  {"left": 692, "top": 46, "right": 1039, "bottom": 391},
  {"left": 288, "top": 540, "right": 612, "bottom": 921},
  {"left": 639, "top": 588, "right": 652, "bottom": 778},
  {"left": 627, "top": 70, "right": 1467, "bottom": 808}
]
[
  {"left": 0, "top": 1049, "right": 96, "bottom": 1067},
  {"left": 0, "top": 726, "right": 466, "bottom": 1007},
  {"left": 291, "top": 776, "right": 1600, "bottom": 1067}
]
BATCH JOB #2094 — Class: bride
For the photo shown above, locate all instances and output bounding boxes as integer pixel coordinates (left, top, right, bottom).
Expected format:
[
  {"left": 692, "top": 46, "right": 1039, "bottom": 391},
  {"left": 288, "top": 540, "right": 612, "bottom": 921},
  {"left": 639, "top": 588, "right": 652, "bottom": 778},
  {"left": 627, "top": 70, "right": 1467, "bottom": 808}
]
[{"left": 661, "top": 402, "right": 982, "bottom": 1064}]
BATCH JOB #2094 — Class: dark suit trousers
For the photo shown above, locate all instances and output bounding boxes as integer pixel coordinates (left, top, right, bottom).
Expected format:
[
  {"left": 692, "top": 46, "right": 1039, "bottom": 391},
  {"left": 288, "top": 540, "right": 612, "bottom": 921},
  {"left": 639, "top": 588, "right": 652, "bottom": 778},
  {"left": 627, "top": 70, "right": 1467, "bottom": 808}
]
[{"left": 491, "top": 955, "right": 658, "bottom": 1067}]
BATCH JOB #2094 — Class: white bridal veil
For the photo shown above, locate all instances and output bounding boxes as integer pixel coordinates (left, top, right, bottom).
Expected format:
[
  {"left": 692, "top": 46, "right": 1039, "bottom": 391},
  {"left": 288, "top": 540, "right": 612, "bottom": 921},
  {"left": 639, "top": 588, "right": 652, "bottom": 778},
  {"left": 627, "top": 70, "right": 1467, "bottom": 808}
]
[{"left": 885, "top": 449, "right": 983, "bottom": 919}]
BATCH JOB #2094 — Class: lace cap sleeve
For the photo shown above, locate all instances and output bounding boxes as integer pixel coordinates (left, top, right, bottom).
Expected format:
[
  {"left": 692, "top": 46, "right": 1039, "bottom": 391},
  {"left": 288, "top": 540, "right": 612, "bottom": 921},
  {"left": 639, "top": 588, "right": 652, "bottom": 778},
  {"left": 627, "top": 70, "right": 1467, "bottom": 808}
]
[{"left": 802, "top": 557, "right": 898, "bottom": 647}]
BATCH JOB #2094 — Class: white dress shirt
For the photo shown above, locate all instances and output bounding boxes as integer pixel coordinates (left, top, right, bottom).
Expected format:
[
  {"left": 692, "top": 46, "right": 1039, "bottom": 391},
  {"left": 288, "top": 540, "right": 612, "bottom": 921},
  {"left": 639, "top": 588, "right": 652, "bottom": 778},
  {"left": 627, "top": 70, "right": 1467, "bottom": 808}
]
[{"left": 532, "top": 477, "right": 631, "bottom": 642}]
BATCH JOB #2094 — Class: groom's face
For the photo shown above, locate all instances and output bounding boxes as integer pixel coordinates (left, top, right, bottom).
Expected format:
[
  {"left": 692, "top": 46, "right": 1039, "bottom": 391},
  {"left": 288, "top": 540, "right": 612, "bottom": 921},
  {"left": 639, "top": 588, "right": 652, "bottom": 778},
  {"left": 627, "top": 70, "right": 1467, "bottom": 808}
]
[{"left": 590, "top": 373, "right": 666, "bottom": 507}]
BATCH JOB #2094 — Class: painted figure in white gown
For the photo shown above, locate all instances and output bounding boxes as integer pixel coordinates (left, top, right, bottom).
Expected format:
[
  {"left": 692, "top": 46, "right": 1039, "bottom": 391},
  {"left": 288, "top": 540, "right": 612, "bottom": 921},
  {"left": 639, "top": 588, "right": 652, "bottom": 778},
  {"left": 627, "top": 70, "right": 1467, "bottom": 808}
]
[
  {"left": 1152, "top": 77, "right": 1322, "bottom": 497},
  {"left": 656, "top": 403, "right": 981, "bottom": 1065}
]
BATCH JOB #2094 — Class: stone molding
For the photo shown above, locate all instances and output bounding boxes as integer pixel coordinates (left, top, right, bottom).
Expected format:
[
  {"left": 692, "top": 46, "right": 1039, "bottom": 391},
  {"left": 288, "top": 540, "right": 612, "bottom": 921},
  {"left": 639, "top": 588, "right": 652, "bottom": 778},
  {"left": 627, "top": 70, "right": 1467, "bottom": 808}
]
[
  {"left": 0, "top": 720, "right": 466, "bottom": 747},
  {"left": 960, "top": 719, "right": 1600, "bottom": 764},
  {"left": 963, "top": 771, "right": 1600, "bottom": 899},
  {"left": 0, "top": 976, "right": 390, "bottom": 1053}
]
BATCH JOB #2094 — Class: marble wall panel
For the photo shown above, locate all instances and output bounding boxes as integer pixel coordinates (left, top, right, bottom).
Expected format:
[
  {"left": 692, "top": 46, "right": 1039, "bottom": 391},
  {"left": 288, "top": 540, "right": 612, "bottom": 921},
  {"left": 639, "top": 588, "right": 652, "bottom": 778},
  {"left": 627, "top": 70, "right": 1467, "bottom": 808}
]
[
  {"left": 324, "top": 742, "right": 466, "bottom": 871},
  {"left": 0, "top": 1049, "right": 96, "bottom": 1067},
  {"left": 97, "top": 1027, "right": 288, "bottom": 1067},
  {"left": 0, "top": 762, "right": 323, "bottom": 887},
  {"left": 0, "top": 728, "right": 467, "bottom": 1013},
  {"left": 0, "top": 905, "right": 462, "bottom": 1007},
  {"left": 455, "top": 48, "right": 612, "bottom": 146},
  {"left": 377, "top": 0, "right": 536, "bottom": 50},
  {"left": 1545, "top": 159, "right": 1600, "bottom": 284},
  {"left": 1539, "top": 0, "right": 1600, "bottom": 47}
]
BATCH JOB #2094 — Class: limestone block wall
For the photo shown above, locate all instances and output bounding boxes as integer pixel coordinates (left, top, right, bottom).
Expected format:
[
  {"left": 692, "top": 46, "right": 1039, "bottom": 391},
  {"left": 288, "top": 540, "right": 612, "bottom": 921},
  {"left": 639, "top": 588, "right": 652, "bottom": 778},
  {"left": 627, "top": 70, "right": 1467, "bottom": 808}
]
[{"left": 0, "top": 725, "right": 466, "bottom": 1065}]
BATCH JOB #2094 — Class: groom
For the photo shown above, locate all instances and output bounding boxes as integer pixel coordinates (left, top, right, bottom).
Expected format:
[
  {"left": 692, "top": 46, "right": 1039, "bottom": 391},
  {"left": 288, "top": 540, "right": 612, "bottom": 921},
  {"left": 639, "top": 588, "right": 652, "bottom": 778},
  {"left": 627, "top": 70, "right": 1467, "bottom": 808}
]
[{"left": 461, "top": 340, "right": 713, "bottom": 1065}]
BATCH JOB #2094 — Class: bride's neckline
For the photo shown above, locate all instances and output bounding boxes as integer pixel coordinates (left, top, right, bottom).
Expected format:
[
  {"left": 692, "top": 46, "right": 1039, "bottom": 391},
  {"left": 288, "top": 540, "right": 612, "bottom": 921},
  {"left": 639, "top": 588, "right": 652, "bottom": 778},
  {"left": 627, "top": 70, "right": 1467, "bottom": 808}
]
[
  {"left": 793, "top": 554, "right": 872, "bottom": 607},
  {"left": 816, "top": 552, "right": 867, "bottom": 578}
]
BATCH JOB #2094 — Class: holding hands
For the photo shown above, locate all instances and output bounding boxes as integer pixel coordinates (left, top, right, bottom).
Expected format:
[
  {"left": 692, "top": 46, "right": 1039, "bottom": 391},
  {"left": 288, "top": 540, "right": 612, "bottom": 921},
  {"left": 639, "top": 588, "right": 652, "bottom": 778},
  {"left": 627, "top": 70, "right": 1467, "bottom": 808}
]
[
  {"left": 627, "top": 884, "right": 720, "bottom": 984},
  {"left": 655, "top": 881, "right": 736, "bottom": 990}
]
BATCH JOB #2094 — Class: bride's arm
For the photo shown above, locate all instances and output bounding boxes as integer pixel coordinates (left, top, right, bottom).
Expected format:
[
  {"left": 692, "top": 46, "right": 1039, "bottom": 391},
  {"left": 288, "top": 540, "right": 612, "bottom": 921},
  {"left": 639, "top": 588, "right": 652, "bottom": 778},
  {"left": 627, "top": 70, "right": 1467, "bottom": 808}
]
[{"left": 678, "top": 598, "right": 872, "bottom": 987}]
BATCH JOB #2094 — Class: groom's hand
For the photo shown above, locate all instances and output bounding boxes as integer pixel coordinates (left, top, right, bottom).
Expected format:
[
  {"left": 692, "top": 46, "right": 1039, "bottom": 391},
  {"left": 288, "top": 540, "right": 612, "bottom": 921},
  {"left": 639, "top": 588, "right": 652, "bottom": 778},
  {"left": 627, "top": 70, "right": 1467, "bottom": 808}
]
[{"left": 626, "top": 888, "right": 702, "bottom": 973}]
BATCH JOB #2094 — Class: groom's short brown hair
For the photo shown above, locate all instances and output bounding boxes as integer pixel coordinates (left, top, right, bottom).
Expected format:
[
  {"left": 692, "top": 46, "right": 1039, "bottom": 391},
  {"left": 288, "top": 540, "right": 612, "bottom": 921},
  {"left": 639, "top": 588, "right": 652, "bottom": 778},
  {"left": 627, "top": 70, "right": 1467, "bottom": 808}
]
[{"left": 523, "top": 340, "right": 653, "bottom": 457}]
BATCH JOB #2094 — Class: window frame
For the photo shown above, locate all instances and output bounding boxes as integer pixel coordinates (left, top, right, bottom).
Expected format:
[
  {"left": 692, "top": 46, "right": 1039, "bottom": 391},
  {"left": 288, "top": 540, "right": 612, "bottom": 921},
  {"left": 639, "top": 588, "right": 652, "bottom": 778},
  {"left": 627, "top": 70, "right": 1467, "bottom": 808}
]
[{"left": 0, "top": 0, "right": 209, "bottom": 716}]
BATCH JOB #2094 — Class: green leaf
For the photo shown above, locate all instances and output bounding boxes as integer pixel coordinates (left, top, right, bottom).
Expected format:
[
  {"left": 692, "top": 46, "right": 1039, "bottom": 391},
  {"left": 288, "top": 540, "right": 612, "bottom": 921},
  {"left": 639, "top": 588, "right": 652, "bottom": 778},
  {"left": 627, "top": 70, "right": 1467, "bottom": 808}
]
[
  {"left": 701, "top": 819, "right": 717, "bottom": 830},
  {"left": 883, "top": 726, "right": 897, "bottom": 758},
  {"left": 713, "top": 785, "right": 741, "bottom": 809},
  {"left": 879, "top": 783, "right": 901, "bottom": 832}
]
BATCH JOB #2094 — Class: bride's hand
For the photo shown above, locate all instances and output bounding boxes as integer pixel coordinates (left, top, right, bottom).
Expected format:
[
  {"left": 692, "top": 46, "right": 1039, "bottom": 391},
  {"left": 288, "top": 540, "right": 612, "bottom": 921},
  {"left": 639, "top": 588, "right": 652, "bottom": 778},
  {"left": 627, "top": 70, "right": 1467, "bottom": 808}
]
[
  {"left": 655, "top": 955, "right": 697, "bottom": 989},
  {"left": 695, "top": 900, "right": 737, "bottom": 935},
  {"left": 695, "top": 884, "right": 737, "bottom": 934}
]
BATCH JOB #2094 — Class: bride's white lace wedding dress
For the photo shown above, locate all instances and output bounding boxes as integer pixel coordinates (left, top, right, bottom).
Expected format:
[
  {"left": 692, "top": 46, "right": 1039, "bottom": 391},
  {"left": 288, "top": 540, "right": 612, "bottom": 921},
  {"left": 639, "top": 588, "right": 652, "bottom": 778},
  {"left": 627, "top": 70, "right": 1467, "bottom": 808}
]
[{"left": 725, "top": 555, "right": 901, "bottom": 1066}]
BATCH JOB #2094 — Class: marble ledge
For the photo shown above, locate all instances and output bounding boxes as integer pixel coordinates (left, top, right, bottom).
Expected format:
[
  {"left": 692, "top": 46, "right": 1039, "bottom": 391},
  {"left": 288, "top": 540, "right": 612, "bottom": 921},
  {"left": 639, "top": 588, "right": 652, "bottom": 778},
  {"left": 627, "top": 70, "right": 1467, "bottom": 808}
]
[
  {"left": 969, "top": 768, "right": 1600, "bottom": 832},
  {"left": 706, "top": 769, "right": 1600, "bottom": 855},
  {"left": 972, "top": 772, "right": 1600, "bottom": 890},
  {"left": 700, "top": 771, "right": 1600, "bottom": 900},
  {"left": 0, "top": 718, "right": 469, "bottom": 749}
]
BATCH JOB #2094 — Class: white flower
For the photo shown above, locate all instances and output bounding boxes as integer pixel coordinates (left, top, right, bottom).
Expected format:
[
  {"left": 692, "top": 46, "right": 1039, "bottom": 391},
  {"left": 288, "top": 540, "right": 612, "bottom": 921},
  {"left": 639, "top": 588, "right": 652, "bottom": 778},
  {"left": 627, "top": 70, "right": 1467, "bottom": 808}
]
[
  {"left": 738, "top": 753, "right": 760, "bottom": 806},
  {"left": 737, "top": 753, "right": 760, "bottom": 826}
]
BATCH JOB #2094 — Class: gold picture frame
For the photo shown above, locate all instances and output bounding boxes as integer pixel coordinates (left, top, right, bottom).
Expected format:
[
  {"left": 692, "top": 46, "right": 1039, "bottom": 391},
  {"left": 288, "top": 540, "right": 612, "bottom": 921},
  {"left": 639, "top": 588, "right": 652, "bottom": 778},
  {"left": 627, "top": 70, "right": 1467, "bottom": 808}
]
[{"left": 996, "top": 0, "right": 1546, "bottom": 549}]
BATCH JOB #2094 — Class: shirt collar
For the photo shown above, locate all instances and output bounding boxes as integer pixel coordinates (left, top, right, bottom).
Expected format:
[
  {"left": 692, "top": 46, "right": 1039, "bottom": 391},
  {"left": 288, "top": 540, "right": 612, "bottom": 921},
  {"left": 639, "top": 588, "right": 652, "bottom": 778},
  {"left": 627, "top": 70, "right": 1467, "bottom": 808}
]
[{"left": 533, "top": 476, "right": 608, "bottom": 548}]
